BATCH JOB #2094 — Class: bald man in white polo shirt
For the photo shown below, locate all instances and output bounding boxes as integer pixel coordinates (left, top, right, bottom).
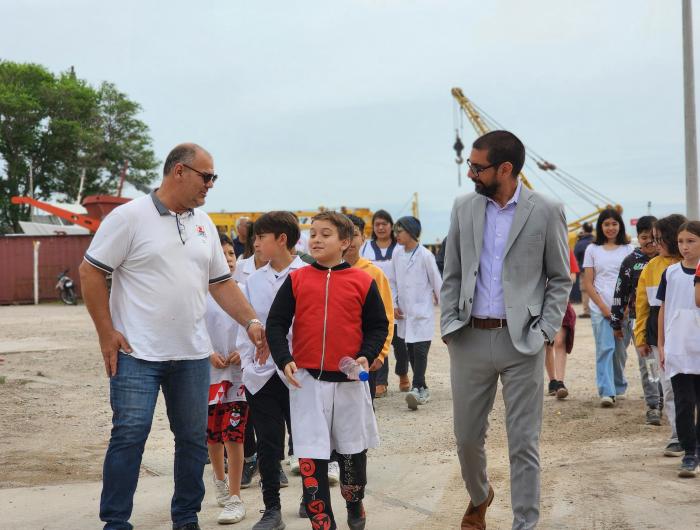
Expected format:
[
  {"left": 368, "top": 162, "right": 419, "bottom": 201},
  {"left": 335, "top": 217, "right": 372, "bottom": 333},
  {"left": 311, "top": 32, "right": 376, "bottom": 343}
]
[{"left": 80, "top": 143, "right": 266, "bottom": 530}]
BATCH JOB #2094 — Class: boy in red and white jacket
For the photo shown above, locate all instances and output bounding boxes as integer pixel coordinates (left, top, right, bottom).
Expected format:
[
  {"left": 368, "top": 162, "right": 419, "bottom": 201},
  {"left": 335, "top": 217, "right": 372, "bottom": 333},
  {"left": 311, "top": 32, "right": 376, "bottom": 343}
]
[{"left": 267, "top": 211, "right": 388, "bottom": 530}]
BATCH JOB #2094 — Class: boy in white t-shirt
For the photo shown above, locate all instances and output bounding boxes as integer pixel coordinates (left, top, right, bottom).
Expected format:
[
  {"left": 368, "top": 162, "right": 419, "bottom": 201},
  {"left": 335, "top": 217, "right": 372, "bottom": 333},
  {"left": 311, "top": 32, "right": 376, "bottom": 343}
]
[{"left": 205, "top": 233, "right": 248, "bottom": 525}]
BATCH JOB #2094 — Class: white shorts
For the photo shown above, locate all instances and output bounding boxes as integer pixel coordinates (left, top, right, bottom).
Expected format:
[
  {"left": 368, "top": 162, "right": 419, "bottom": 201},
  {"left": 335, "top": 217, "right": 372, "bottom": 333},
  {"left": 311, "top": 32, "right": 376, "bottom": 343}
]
[{"left": 290, "top": 369, "right": 380, "bottom": 459}]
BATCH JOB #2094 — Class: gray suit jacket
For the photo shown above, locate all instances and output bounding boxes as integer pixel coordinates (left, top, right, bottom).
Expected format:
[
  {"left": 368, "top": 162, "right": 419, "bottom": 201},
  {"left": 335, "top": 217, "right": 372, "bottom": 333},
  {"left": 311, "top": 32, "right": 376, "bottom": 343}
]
[{"left": 440, "top": 185, "right": 572, "bottom": 355}]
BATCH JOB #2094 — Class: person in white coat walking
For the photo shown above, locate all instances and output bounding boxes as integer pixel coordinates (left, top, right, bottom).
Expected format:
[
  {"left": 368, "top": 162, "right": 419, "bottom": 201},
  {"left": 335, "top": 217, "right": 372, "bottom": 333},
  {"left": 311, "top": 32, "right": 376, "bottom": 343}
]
[{"left": 391, "top": 216, "right": 443, "bottom": 410}]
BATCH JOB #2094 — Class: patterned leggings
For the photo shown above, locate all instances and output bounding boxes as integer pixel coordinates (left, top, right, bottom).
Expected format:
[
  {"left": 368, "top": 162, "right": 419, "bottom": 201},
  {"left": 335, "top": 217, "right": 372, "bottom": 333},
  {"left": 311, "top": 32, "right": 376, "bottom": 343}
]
[{"left": 299, "top": 451, "right": 367, "bottom": 530}]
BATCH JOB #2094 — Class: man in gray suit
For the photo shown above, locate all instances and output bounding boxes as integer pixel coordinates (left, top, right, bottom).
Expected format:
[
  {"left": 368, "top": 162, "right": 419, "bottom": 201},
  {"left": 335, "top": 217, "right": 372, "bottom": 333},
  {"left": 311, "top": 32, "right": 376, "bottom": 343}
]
[{"left": 441, "top": 130, "right": 571, "bottom": 530}]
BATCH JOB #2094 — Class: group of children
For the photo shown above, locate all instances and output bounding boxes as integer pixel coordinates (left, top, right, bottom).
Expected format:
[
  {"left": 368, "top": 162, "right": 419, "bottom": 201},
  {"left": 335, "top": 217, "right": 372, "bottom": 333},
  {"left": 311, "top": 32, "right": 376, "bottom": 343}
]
[
  {"left": 203, "top": 209, "right": 442, "bottom": 529},
  {"left": 581, "top": 209, "right": 700, "bottom": 478}
]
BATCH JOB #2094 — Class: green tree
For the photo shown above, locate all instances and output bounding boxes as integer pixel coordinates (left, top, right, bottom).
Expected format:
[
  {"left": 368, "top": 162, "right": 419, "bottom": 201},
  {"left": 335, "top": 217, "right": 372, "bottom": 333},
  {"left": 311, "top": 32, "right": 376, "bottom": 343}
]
[{"left": 0, "top": 61, "right": 158, "bottom": 233}]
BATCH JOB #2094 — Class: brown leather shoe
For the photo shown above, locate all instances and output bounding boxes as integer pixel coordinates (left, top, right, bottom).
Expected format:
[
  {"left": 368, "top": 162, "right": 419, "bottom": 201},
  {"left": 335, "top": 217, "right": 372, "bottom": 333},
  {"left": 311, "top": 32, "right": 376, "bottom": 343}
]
[
  {"left": 461, "top": 485, "right": 494, "bottom": 529},
  {"left": 398, "top": 375, "right": 410, "bottom": 392},
  {"left": 375, "top": 384, "right": 387, "bottom": 398}
]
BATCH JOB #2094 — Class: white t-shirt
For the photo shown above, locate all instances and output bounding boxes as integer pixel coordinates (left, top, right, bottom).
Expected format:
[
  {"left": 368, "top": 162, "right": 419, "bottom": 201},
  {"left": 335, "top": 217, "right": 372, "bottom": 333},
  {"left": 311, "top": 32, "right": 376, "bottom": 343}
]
[
  {"left": 205, "top": 293, "right": 245, "bottom": 404},
  {"left": 84, "top": 192, "right": 231, "bottom": 361},
  {"left": 360, "top": 240, "right": 396, "bottom": 291},
  {"left": 582, "top": 243, "right": 634, "bottom": 313}
]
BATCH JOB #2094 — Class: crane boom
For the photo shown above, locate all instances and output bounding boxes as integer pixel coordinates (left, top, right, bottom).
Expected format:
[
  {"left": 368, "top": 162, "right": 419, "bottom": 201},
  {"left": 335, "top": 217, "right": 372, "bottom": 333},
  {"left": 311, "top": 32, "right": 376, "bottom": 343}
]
[{"left": 451, "top": 88, "right": 534, "bottom": 189}]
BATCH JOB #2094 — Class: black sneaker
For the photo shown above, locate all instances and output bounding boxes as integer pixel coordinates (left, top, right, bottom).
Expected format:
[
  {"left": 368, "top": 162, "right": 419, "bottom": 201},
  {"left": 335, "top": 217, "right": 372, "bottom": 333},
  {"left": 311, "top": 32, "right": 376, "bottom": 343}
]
[
  {"left": 173, "top": 523, "right": 201, "bottom": 530},
  {"left": 547, "top": 379, "right": 558, "bottom": 396},
  {"left": 678, "top": 455, "right": 698, "bottom": 478},
  {"left": 279, "top": 465, "right": 289, "bottom": 488},
  {"left": 298, "top": 497, "right": 308, "bottom": 518},
  {"left": 252, "top": 507, "right": 286, "bottom": 530},
  {"left": 555, "top": 381, "right": 568, "bottom": 400},
  {"left": 664, "top": 442, "right": 685, "bottom": 457},
  {"left": 241, "top": 456, "right": 258, "bottom": 489},
  {"left": 347, "top": 502, "right": 366, "bottom": 530}
]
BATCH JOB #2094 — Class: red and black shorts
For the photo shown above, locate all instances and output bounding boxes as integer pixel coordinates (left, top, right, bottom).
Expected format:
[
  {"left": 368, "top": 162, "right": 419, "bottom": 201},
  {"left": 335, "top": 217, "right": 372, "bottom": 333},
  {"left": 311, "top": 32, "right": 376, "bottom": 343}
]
[{"left": 206, "top": 401, "right": 249, "bottom": 445}]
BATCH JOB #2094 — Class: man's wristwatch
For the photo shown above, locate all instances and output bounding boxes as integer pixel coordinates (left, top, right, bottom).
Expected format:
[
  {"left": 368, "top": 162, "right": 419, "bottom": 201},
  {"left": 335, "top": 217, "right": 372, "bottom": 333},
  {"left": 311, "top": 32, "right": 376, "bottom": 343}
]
[
  {"left": 541, "top": 329, "right": 553, "bottom": 346},
  {"left": 246, "top": 318, "right": 263, "bottom": 331}
]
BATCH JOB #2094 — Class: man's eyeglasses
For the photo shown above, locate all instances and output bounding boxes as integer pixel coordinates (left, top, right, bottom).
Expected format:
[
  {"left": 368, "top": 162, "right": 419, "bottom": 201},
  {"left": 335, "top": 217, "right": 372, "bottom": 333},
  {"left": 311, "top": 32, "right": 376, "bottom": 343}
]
[
  {"left": 466, "top": 159, "right": 496, "bottom": 178},
  {"left": 182, "top": 163, "right": 218, "bottom": 184}
]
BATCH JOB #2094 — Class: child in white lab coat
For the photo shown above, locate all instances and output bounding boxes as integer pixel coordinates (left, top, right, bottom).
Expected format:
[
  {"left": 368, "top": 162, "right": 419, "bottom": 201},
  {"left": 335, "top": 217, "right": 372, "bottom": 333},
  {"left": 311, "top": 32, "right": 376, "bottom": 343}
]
[
  {"left": 657, "top": 221, "right": 700, "bottom": 478},
  {"left": 391, "top": 216, "right": 443, "bottom": 411}
]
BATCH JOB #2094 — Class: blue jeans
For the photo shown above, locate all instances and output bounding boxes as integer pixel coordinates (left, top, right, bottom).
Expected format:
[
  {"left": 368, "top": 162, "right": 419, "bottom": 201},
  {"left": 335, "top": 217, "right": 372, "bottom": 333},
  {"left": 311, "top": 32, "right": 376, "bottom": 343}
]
[
  {"left": 591, "top": 313, "right": 631, "bottom": 398},
  {"left": 100, "top": 353, "right": 209, "bottom": 530}
]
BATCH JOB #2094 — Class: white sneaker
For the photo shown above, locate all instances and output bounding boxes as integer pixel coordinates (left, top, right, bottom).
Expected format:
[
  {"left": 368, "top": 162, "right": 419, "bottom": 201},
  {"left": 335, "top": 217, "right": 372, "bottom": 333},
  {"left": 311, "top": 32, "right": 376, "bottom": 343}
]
[
  {"left": 288, "top": 455, "right": 300, "bottom": 475},
  {"left": 217, "top": 495, "right": 246, "bottom": 524},
  {"left": 600, "top": 396, "right": 616, "bottom": 408},
  {"left": 213, "top": 476, "right": 230, "bottom": 507},
  {"left": 328, "top": 461, "right": 340, "bottom": 486},
  {"left": 406, "top": 387, "right": 421, "bottom": 410},
  {"left": 420, "top": 387, "right": 431, "bottom": 404}
]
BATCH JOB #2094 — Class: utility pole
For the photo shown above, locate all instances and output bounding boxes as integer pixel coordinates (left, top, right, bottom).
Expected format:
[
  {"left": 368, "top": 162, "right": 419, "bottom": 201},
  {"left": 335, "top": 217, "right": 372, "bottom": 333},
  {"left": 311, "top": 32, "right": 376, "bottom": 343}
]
[{"left": 683, "top": 0, "right": 699, "bottom": 218}]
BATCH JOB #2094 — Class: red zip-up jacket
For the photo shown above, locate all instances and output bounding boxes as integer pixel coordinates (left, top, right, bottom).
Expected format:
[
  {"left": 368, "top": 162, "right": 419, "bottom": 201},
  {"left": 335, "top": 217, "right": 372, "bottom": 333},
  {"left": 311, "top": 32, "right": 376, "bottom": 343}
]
[{"left": 267, "top": 261, "right": 389, "bottom": 382}]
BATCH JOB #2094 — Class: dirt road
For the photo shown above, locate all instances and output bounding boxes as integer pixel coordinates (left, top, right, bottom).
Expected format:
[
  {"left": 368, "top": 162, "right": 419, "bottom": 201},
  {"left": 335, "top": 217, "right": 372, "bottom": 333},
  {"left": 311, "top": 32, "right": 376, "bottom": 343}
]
[{"left": 1, "top": 304, "right": 698, "bottom": 529}]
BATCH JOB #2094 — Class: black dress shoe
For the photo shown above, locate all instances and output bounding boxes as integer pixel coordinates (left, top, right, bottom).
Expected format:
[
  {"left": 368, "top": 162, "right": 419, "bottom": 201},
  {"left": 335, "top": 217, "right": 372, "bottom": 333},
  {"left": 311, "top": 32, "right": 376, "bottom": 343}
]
[{"left": 173, "top": 523, "right": 201, "bottom": 530}]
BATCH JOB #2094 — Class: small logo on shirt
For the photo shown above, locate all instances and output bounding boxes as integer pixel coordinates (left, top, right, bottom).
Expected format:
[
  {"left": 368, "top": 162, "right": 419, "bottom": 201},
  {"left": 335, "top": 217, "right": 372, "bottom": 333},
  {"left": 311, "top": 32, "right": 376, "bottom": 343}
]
[{"left": 195, "top": 225, "right": 207, "bottom": 241}]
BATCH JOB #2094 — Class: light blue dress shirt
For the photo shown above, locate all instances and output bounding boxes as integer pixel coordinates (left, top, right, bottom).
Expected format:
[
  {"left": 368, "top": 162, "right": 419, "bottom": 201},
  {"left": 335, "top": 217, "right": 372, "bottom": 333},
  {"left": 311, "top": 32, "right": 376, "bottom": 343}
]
[{"left": 471, "top": 181, "right": 522, "bottom": 319}]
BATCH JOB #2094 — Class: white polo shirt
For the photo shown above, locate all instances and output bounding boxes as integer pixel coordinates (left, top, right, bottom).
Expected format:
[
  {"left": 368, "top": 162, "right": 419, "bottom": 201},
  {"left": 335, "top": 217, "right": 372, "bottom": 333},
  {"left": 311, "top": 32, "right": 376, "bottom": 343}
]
[
  {"left": 84, "top": 192, "right": 231, "bottom": 362},
  {"left": 237, "top": 256, "right": 306, "bottom": 394}
]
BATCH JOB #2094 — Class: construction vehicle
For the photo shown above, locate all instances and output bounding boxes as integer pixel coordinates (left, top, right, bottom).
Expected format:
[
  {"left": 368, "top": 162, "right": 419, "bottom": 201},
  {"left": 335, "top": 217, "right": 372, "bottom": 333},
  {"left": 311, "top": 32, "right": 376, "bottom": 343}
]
[{"left": 451, "top": 87, "right": 622, "bottom": 237}]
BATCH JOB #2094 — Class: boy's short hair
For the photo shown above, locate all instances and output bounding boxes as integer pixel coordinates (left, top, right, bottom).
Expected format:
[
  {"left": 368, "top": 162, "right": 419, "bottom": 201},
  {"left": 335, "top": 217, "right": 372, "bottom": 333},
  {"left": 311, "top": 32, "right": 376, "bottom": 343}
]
[
  {"left": 312, "top": 211, "right": 354, "bottom": 241},
  {"left": 581, "top": 222, "right": 593, "bottom": 234},
  {"left": 219, "top": 232, "right": 234, "bottom": 247},
  {"left": 254, "top": 211, "right": 301, "bottom": 250},
  {"left": 345, "top": 214, "right": 365, "bottom": 234},
  {"left": 635, "top": 215, "right": 657, "bottom": 235}
]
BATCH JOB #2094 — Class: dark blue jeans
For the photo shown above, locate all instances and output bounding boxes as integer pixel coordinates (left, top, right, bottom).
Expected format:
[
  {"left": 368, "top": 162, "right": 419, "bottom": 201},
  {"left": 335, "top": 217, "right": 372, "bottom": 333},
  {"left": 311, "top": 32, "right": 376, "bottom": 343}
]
[{"left": 100, "top": 353, "right": 209, "bottom": 530}]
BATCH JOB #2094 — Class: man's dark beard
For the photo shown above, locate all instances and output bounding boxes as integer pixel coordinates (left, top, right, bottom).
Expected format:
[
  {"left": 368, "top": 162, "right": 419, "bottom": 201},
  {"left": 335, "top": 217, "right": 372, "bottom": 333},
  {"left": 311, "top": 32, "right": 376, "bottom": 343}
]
[{"left": 473, "top": 178, "right": 499, "bottom": 198}]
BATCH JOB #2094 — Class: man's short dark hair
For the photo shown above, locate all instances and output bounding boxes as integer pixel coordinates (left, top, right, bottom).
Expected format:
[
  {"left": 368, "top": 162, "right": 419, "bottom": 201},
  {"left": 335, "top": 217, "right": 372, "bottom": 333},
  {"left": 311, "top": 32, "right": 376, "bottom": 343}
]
[
  {"left": 472, "top": 130, "right": 526, "bottom": 177},
  {"left": 654, "top": 214, "right": 687, "bottom": 257},
  {"left": 163, "top": 144, "right": 198, "bottom": 176},
  {"left": 312, "top": 211, "right": 354, "bottom": 241},
  {"left": 346, "top": 214, "right": 365, "bottom": 234},
  {"left": 219, "top": 232, "right": 234, "bottom": 247},
  {"left": 253, "top": 211, "right": 300, "bottom": 250},
  {"left": 582, "top": 222, "right": 593, "bottom": 234},
  {"left": 635, "top": 215, "right": 657, "bottom": 235}
]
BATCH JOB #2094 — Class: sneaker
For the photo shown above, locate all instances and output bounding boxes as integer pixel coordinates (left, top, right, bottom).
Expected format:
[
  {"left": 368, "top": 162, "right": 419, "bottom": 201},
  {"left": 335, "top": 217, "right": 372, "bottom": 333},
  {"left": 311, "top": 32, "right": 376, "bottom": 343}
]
[
  {"left": 664, "top": 442, "right": 685, "bottom": 457},
  {"left": 678, "top": 455, "right": 698, "bottom": 478},
  {"left": 218, "top": 495, "right": 246, "bottom": 524},
  {"left": 375, "top": 384, "right": 388, "bottom": 398},
  {"left": 555, "top": 381, "right": 568, "bottom": 400},
  {"left": 298, "top": 497, "right": 308, "bottom": 519},
  {"left": 251, "top": 507, "right": 285, "bottom": 530},
  {"left": 347, "top": 501, "right": 366, "bottom": 530},
  {"left": 547, "top": 380, "right": 558, "bottom": 396},
  {"left": 419, "top": 387, "right": 431, "bottom": 404},
  {"left": 600, "top": 396, "right": 615, "bottom": 408},
  {"left": 173, "top": 524, "right": 201, "bottom": 530},
  {"left": 645, "top": 408, "right": 662, "bottom": 426},
  {"left": 328, "top": 461, "right": 340, "bottom": 486},
  {"left": 213, "top": 476, "right": 230, "bottom": 507},
  {"left": 578, "top": 312, "right": 591, "bottom": 319},
  {"left": 288, "top": 455, "right": 300, "bottom": 475},
  {"left": 406, "top": 388, "right": 421, "bottom": 410},
  {"left": 241, "top": 457, "right": 257, "bottom": 489},
  {"left": 279, "top": 466, "right": 289, "bottom": 488}
]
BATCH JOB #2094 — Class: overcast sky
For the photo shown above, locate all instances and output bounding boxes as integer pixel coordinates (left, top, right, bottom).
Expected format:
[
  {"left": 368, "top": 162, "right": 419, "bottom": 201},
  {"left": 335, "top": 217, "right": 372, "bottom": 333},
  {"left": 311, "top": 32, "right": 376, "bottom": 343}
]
[{"left": 1, "top": 0, "right": 693, "bottom": 240}]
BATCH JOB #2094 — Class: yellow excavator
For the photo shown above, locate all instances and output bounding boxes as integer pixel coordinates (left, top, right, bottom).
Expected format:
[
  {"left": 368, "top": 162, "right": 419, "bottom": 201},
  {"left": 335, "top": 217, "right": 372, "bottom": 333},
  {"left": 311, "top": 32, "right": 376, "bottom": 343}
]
[{"left": 451, "top": 87, "right": 622, "bottom": 242}]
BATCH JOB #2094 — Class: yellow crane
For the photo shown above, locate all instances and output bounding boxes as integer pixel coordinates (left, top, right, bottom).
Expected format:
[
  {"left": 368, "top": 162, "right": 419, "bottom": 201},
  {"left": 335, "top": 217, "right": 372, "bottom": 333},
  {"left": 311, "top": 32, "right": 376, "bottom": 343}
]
[{"left": 451, "top": 87, "right": 621, "bottom": 233}]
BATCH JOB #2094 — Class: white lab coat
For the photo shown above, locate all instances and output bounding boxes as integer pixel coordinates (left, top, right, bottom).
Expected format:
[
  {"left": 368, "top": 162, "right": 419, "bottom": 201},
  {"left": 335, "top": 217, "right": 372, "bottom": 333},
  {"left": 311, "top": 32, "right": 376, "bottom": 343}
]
[{"left": 391, "top": 244, "right": 442, "bottom": 343}]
